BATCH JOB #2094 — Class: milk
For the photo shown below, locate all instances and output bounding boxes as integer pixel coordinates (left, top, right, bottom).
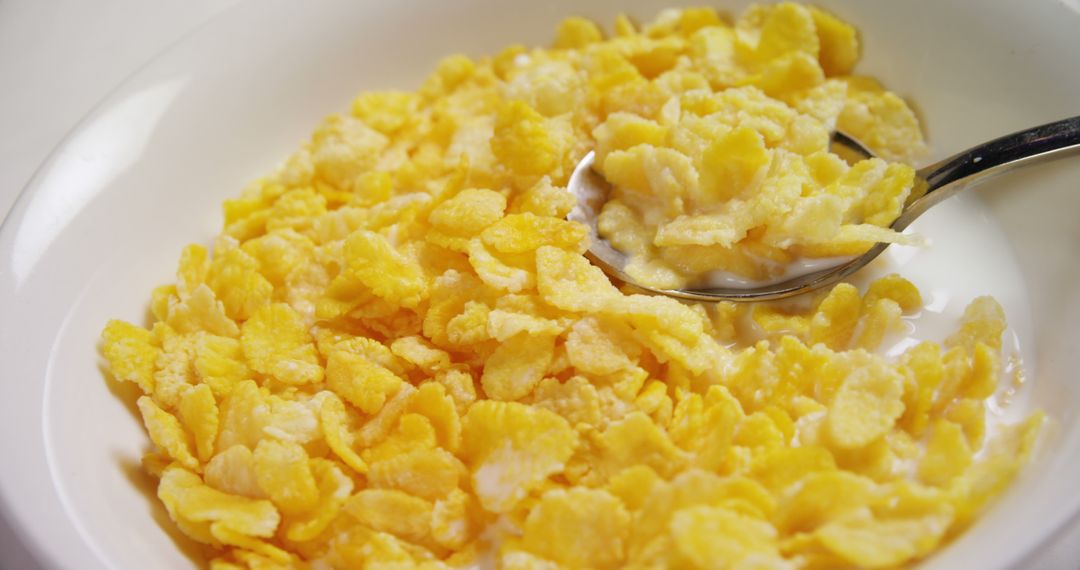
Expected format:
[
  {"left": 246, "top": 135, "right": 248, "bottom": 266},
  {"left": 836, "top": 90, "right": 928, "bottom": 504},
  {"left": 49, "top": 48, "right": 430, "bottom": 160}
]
[
  {"left": 700, "top": 255, "right": 857, "bottom": 289},
  {"left": 838, "top": 191, "right": 1036, "bottom": 446}
]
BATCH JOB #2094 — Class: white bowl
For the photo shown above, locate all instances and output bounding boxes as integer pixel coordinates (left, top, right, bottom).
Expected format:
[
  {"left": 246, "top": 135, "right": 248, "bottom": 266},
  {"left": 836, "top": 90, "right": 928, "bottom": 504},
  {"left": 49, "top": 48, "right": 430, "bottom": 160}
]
[{"left": 1, "top": 0, "right": 1079, "bottom": 568}]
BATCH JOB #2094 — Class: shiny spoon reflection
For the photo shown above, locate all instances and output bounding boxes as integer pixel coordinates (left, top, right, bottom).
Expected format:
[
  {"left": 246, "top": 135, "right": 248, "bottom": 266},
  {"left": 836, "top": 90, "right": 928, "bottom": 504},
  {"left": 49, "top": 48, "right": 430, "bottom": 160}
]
[{"left": 567, "top": 116, "right": 1080, "bottom": 302}]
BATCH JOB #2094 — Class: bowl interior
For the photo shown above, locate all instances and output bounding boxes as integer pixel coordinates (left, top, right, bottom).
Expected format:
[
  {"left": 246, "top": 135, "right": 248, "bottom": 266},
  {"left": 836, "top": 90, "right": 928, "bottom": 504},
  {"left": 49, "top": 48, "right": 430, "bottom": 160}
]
[{"left": 1, "top": 0, "right": 1079, "bottom": 568}]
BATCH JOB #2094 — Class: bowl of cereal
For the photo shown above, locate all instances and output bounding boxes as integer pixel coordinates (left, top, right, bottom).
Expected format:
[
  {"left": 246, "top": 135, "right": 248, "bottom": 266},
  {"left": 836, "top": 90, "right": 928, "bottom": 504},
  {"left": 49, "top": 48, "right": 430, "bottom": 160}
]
[{"left": 1, "top": 0, "right": 1079, "bottom": 569}]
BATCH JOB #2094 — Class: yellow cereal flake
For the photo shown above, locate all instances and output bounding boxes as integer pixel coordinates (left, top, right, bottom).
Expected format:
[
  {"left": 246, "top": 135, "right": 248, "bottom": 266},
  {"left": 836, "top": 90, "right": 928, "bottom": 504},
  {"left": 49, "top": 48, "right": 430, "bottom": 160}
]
[
  {"left": 809, "top": 283, "right": 861, "bottom": 350},
  {"left": 945, "top": 398, "right": 987, "bottom": 449},
  {"left": 204, "top": 445, "right": 265, "bottom": 499},
  {"left": 362, "top": 412, "right": 438, "bottom": 464},
  {"left": 252, "top": 439, "right": 319, "bottom": 516},
  {"left": 176, "top": 244, "right": 210, "bottom": 298},
  {"left": 554, "top": 16, "right": 603, "bottom": 49},
  {"left": 467, "top": 237, "right": 535, "bottom": 293},
  {"left": 390, "top": 335, "right": 451, "bottom": 373},
  {"left": 897, "top": 341, "right": 943, "bottom": 437},
  {"left": 369, "top": 447, "right": 464, "bottom": 501},
  {"left": 487, "top": 307, "right": 565, "bottom": 342},
  {"left": 407, "top": 382, "right": 463, "bottom": 452},
  {"left": 481, "top": 213, "right": 587, "bottom": 255},
  {"left": 521, "top": 488, "right": 630, "bottom": 569},
  {"left": 593, "top": 112, "right": 668, "bottom": 165},
  {"left": 597, "top": 412, "right": 687, "bottom": 479},
  {"left": 207, "top": 245, "right": 274, "bottom": 322},
  {"left": 531, "top": 376, "right": 603, "bottom": 428},
  {"left": 428, "top": 188, "right": 507, "bottom": 239},
  {"left": 215, "top": 380, "right": 270, "bottom": 451},
  {"left": 671, "top": 505, "right": 785, "bottom": 568},
  {"left": 326, "top": 350, "right": 404, "bottom": 414},
  {"left": 750, "top": 446, "right": 837, "bottom": 494},
  {"left": 138, "top": 396, "right": 200, "bottom": 471},
  {"left": 355, "top": 384, "right": 417, "bottom": 449},
  {"left": 210, "top": 523, "right": 293, "bottom": 565},
  {"left": 102, "top": 320, "right": 157, "bottom": 394},
  {"left": 351, "top": 91, "right": 419, "bottom": 134},
  {"left": 605, "top": 465, "right": 662, "bottom": 512},
  {"left": 461, "top": 401, "right": 577, "bottom": 512},
  {"left": 776, "top": 470, "right": 875, "bottom": 534},
  {"left": 838, "top": 81, "right": 928, "bottom": 164},
  {"left": 509, "top": 176, "right": 577, "bottom": 219},
  {"left": 808, "top": 5, "right": 859, "bottom": 76},
  {"left": 241, "top": 229, "right": 315, "bottom": 288},
  {"left": 918, "top": 419, "right": 973, "bottom": 487},
  {"left": 151, "top": 326, "right": 199, "bottom": 409},
  {"left": 854, "top": 297, "right": 903, "bottom": 350},
  {"left": 815, "top": 506, "right": 952, "bottom": 569},
  {"left": 431, "top": 488, "right": 481, "bottom": 550},
  {"left": 263, "top": 393, "right": 320, "bottom": 444},
  {"left": 328, "top": 230, "right": 430, "bottom": 310},
  {"left": 319, "top": 393, "right": 368, "bottom": 474},
  {"left": 864, "top": 273, "right": 922, "bottom": 313},
  {"left": 826, "top": 365, "right": 905, "bottom": 450},
  {"left": 193, "top": 334, "right": 250, "bottom": 398},
  {"left": 435, "top": 368, "right": 478, "bottom": 414},
  {"left": 492, "top": 100, "right": 559, "bottom": 178},
  {"left": 285, "top": 458, "right": 355, "bottom": 542},
  {"left": 317, "top": 330, "right": 408, "bottom": 374},
  {"left": 106, "top": 7, "right": 1043, "bottom": 569},
  {"left": 949, "top": 412, "right": 1044, "bottom": 530},
  {"left": 946, "top": 295, "right": 1008, "bottom": 352},
  {"left": 480, "top": 333, "right": 557, "bottom": 401},
  {"left": 699, "top": 126, "right": 772, "bottom": 203},
  {"left": 158, "top": 465, "right": 280, "bottom": 539},
  {"left": 536, "top": 246, "right": 621, "bottom": 313},
  {"left": 241, "top": 304, "right": 322, "bottom": 385},
  {"left": 164, "top": 284, "right": 240, "bottom": 338},
  {"left": 344, "top": 489, "right": 434, "bottom": 545},
  {"left": 565, "top": 317, "right": 636, "bottom": 375},
  {"left": 178, "top": 384, "right": 219, "bottom": 463}
]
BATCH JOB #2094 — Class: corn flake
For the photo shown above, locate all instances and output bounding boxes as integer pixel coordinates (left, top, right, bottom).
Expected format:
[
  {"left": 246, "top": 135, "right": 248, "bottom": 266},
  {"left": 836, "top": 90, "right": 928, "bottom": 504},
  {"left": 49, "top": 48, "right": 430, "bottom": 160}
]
[
  {"left": 521, "top": 488, "right": 630, "bottom": 569},
  {"left": 460, "top": 401, "right": 577, "bottom": 512},
  {"left": 326, "top": 350, "right": 404, "bottom": 415},
  {"left": 252, "top": 439, "right": 319, "bottom": 516},
  {"left": 102, "top": 320, "right": 157, "bottom": 394},
  {"left": 826, "top": 365, "right": 905, "bottom": 450},
  {"left": 138, "top": 396, "right": 200, "bottom": 471},
  {"left": 480, "top": 333, "right": 557, "bottom": 401},
  {"left": 178, "top": 384, "right": 219, "bottom": 463},
  {"left": 241, "top": 304, "right": 322, "bottom": 385}
]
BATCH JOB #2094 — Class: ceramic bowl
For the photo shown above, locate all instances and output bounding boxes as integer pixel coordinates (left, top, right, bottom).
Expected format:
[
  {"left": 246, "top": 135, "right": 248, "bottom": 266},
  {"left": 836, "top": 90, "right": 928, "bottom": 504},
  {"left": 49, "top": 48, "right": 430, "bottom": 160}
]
[{"left": 1, "top": 0, "right": 1079, "bottom": 568}]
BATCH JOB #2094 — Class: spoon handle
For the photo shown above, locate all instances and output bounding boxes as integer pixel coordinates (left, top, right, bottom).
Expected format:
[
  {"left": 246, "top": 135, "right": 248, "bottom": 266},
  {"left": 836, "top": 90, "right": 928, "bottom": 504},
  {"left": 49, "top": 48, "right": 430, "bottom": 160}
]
[{"left": 895, "top": 115, "right": 1080, "bottom": 229}]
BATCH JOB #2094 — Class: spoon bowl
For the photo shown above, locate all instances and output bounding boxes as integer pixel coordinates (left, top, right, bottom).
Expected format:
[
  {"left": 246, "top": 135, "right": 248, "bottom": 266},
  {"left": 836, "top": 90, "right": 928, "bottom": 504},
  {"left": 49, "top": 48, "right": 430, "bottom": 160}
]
[{"left": 568, "top": 116, "right": 1080, "bottom": 301}]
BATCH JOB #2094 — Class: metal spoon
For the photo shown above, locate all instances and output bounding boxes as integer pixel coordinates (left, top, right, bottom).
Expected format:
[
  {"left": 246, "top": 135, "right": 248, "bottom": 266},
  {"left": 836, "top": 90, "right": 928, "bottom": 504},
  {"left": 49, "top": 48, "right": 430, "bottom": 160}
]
[{"left": 567, "top": 116, "right": 1080, "bottom": 302}]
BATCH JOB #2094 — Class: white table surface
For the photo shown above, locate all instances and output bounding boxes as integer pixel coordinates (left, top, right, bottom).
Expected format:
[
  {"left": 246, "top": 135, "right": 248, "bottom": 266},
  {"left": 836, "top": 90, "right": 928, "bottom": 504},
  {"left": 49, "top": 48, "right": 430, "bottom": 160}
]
[{"left": 1, "top": 1, "right": 1078, "bottom": 569}]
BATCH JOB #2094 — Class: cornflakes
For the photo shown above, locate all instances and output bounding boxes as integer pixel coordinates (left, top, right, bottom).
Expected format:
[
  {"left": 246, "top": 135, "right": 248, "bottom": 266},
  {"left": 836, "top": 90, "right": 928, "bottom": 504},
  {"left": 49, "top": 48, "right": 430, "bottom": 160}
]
[{"left": 102, "top": 5, "right": 1044, "bottom": 569}]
